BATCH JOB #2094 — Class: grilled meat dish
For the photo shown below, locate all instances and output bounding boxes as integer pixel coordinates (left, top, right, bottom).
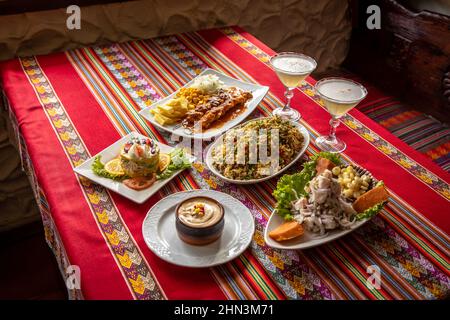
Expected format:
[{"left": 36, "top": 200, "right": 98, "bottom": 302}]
[{"left": 182, "top": 87, "right": 252, "bottom": 130}]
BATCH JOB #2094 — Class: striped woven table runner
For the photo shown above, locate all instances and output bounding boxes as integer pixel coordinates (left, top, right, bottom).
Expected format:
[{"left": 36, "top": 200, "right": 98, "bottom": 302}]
[{"left": 0, "top": 26, "right": 448, "bottom": 300}]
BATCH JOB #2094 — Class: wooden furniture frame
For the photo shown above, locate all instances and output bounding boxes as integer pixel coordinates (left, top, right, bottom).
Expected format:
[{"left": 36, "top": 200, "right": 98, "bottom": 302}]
[{"left": 345, "top": 0, "right": 450, "bottom": 122}]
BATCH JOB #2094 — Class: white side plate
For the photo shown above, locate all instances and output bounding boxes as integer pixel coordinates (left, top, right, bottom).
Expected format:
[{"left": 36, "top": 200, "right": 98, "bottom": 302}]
[
  {"left": 205, "top": 117, "right": 310, "bottom": 184},
  {"left": 73, "top": 132, "right": 194, "bottom": 204},
  {"left": 142, "top": 190, "right": 255, "bottom": 268},
  {"left": 138, "top": 68, "right": 269, "bottom": 140},
  {"left": 264, "top": 210, "right": 370, "bottom": 250}
]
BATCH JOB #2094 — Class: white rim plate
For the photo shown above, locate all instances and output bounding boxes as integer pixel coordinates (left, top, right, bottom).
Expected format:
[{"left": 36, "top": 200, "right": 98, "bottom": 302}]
[
  {"left": 205, "top": 117, "right": 310, "bottom": 184},
  {"left": 142, "top": 190, "right": 255, "bottom": 268},
  {"left": 264, "top": 210, "right": 371, "bottom": 250},
  {"left": 138, "top": 68, "right": 269, "bottom": 140},
  {"left": 73, "top": 132, "right": 194, "bottom": 204}
]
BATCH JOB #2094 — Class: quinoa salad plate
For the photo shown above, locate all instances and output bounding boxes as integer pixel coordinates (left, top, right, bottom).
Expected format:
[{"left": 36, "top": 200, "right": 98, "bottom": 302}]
[{"left": 206, "top": 116, "right": 310, "bottom": 185}]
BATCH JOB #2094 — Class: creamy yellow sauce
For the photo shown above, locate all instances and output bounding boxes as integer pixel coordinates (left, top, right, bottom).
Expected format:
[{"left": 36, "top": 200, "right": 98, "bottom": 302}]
[{"left": 177, "top": 198, "right": 223, "bottom": 228}]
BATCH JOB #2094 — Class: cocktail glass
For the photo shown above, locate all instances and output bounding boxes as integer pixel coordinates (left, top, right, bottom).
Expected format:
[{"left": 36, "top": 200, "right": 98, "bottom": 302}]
[
  {"left": 269, "top": 52, "right": 317, "bottom": 121},
  {"left": 315, "top": 77, "right": 368, "bottom": 153}
]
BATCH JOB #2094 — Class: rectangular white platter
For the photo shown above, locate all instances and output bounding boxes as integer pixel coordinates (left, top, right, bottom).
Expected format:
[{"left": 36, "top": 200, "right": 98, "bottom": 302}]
[{"left": 138, "top": 68, "right": 269, "bottom": 140}]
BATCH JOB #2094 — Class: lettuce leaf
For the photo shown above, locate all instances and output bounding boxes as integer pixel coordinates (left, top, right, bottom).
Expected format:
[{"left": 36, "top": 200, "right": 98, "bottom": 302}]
[
  {"left": 273, "top": 151, "right": 342, "bottom": 220},
  {"left": 356, "top": 201, "right": 386, "bottom": 221},
  {"left": 92, "top": 148, "right": 192, "bottom": 181},
  {"left": 156, "top": 148, "right": 192, "bottom": 180},
  {"left": 91, "top": 156, "right": 128, "bottom": 181},
  {"left": 309, "top": 151, "right": 342, "bottom": 166},
  {"left": 273, "top": 172, "right": 309, "bottom": 220},
  {"left": 375, "top": 180, "right": 384, "bottom": 188}
]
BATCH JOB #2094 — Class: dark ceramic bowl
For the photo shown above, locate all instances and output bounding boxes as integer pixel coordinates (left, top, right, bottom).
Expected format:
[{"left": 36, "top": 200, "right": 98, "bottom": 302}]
[{"left": 175, "top": 196, "right": 225, "bottom": 246}]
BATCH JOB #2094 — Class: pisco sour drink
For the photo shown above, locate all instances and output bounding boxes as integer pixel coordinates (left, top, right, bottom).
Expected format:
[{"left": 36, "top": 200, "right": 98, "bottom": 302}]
[
  {"left": 271, "top": 54, "right": 316, "bottom": 88},
  {"left": 315, "top": 78, "right": 368, "bottom": 118}
]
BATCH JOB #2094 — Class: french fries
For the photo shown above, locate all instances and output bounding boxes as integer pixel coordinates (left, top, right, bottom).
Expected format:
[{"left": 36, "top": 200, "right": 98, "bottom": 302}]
[{"left": 150, "top": 97, "right": 189, "bottom": 125}]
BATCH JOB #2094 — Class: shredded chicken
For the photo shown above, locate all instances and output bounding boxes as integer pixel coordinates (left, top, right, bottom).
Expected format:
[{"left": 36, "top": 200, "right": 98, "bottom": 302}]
[{"left": 293, "top": 169, "right": 357, "bottom": 235}]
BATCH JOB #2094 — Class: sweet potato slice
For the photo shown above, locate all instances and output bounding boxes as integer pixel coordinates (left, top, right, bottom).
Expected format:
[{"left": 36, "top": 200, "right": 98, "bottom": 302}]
[
  {"left": 353, "top": 185, "right": 389, "bottom": 213},
  {"left": 316, "top": 157, "right": 336, "bottom": 175},
  {"left": 269, "top": 221, "right": 304, "bottom": 242}
]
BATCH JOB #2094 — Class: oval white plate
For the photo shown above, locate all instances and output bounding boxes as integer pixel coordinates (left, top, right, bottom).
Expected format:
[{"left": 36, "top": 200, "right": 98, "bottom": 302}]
[
  {"left": 142, "top": 190, "right": 255, "bottom": 267},
  {"left": 205, "top": 117, "right": 310, "bottom": 185},
  {"left": 264, "top": 210, "right": 370, "bottom": 250}
]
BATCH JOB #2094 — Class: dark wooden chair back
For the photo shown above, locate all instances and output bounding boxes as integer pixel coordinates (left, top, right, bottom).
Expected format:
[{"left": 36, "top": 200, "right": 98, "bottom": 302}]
[{"left": 345, "top": 0, "right": 450, "bottom": 122}]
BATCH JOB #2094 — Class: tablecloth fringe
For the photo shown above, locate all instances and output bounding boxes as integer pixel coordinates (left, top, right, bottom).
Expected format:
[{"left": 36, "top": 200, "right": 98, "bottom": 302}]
[{"left": 3, "top": 91, "right": 83, "bottom": 300}]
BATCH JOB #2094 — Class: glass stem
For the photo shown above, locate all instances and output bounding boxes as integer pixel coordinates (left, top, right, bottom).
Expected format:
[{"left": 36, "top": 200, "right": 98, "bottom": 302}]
[
  {"left": 283, "top": 87, "right": 294, "bottom": 111},
  {"left": 329, "top": 117, "right": 340, "bottom": 141}
]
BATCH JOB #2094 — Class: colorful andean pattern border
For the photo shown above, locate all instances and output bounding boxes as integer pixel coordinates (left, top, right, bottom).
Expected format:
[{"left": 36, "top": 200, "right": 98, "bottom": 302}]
[
  {"left": 20, "top": 57, "right": 165, "bottom": 300},
  {"left": 4, "top": 93, "right": 83, "bottom": 299}
]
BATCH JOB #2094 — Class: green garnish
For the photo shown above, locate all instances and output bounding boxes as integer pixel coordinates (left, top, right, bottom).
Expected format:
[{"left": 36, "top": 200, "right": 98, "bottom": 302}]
[
  {"left": 91, "top": 156, "right": 128, "bottom": 181},
  {"left": 356, "top": 201, "right": 386, "bottom": 221},
  {"left": 311, "top": 151, "right": 342, "bottom": 166},
  {"left": 156, "top": 148, "right": 192, "bottom": 180},
  {"left": 273, "top": 172, "right": 309, "bottom": 220},
  {"left": 92, "top": 148, "right": 192, "bottom": 182}
]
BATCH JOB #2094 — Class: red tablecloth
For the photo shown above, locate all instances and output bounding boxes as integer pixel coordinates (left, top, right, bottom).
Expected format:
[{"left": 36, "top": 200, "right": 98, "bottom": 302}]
[{"left": 1, "top": 26, "right": 449, "bottom": 300}]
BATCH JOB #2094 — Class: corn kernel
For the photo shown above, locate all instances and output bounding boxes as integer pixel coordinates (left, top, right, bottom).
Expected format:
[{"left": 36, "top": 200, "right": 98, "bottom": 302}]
[
  {"left": 343, "top": 189, "right": 353, "bottom": 198},
  {"left": 332, "top": 166, "right": 341, "bottom": 175}
]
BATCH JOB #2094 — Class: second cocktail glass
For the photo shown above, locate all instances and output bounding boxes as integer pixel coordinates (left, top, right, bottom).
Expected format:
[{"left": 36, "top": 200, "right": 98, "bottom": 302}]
[
  {"left": 270, "top": 52, "right": 317, "bottom": 121},
  {"left": 314, "top": 77, "right": 368, "bottom": 153}
]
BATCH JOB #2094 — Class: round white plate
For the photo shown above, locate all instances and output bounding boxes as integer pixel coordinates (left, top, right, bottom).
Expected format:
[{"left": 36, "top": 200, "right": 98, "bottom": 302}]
[
  {"left": 205, "top": 117, "right": 310, "bottom": 185},
  {"left": 142, "top": 190, "right": 255, "bottom": 267},
  {"left": 264, "top": 210, "right": 370, "bottom": 250}
]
